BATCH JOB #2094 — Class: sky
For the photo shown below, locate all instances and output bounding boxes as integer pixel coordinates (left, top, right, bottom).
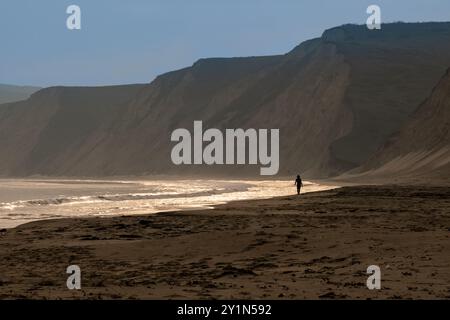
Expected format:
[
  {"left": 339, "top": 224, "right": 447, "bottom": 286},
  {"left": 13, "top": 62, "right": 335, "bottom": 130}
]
[{"left": 1, "top": 0, "right": 450, "bottom": 87}]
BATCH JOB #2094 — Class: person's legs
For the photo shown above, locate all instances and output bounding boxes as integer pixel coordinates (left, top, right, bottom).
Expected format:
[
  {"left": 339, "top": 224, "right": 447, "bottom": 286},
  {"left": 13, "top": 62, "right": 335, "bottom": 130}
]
[{"left": 297, "top": 187, "right": 300, "bottom": 195}]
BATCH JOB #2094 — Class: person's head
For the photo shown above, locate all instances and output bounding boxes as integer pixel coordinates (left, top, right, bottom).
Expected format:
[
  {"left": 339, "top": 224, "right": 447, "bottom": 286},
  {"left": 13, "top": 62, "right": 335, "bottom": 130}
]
[{"left": 297, "top": 175, "right": 300, "bottom": 179}]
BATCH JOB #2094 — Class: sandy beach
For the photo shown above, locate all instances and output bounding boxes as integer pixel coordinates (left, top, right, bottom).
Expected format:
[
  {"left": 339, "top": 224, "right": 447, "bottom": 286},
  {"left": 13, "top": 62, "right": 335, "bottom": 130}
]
[{"left": 0, "top": 184, "right": 448, "bottom": 299}]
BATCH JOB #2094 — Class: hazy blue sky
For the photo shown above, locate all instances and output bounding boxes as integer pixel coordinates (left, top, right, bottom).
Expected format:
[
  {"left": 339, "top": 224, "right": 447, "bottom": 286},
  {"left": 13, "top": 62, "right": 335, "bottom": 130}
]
[{"left": 1, "top": 0, "right": 449, "bottom": 87}]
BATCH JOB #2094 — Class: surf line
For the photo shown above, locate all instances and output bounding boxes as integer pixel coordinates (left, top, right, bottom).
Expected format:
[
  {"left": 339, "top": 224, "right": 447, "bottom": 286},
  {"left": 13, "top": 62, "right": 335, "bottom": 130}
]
[{"left": 170, "top": 121, "right": 279, "bottom": 175}]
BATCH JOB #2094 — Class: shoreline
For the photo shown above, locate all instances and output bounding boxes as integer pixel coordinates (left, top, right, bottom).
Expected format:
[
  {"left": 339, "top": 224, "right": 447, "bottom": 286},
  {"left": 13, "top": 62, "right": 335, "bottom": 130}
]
[
  {"left": 0, "top": 184, "right": 449, "bottom": 299},
  {"left": 0, "top": 179, "right": 337, "bottom": 230},
  {"left": 2, "top": 185, "right": 331, "bottom": 231}
]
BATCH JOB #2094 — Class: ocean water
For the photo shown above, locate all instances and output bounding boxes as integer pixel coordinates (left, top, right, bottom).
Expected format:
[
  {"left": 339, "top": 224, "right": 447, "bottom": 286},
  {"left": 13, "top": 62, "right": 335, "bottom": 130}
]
[{"left": 0, "top": 179, "right": 336, "bottom": 228}]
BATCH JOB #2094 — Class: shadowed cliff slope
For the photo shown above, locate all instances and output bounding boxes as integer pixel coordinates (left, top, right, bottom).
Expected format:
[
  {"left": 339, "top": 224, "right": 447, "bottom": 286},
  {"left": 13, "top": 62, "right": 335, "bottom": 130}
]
[{"left": 344, "top": 68, "right": 450, "bottom": 183}]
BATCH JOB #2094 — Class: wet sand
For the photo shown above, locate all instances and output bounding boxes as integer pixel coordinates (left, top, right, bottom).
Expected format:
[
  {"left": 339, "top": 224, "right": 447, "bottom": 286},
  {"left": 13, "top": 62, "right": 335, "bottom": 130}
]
[{"left": 0, "top": 185, "right": 449, "bottom": 299}]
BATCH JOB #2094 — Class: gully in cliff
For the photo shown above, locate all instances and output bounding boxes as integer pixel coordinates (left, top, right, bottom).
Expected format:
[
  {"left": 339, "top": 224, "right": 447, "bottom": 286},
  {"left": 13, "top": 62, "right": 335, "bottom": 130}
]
[{"left": 170, "top": 121, "right": 279, "bottom": 175}]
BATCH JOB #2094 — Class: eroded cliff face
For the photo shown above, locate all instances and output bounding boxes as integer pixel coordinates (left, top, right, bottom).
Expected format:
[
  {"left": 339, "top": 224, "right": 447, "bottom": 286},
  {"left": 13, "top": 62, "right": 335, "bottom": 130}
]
[
  {"left": 106, "top": 40, "right": 352, "bottom": 178},
  {"left": 0, "top": 85, "right": 146, "bottom": 176},
  {"left": 1, "top": 23, "right": 450, "bottom": 179},
  {"left": 347, "top": 69, "right": 450, "bottom": 183}
]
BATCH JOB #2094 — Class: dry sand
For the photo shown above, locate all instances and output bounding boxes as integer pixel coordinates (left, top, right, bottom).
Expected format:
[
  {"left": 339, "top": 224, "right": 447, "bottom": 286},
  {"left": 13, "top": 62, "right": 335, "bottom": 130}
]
[{"left": 0, "top": 185, "right": 449, "bottom": 299}]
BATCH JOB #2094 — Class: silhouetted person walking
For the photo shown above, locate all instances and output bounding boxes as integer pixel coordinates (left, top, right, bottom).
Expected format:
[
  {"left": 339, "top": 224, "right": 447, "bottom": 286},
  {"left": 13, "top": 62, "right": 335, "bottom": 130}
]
[{"left": 295, "top": 174, "right": 303, "bottom": 195}]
